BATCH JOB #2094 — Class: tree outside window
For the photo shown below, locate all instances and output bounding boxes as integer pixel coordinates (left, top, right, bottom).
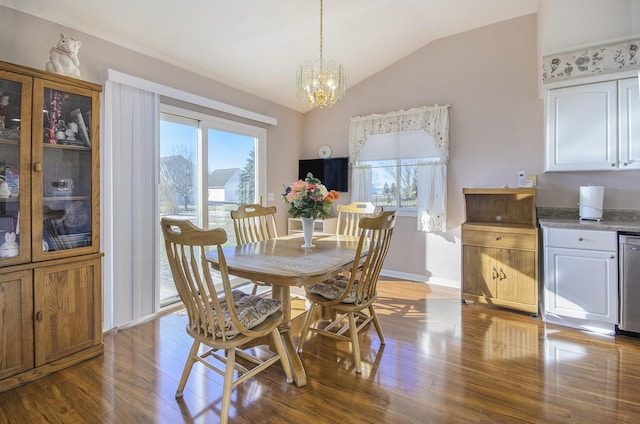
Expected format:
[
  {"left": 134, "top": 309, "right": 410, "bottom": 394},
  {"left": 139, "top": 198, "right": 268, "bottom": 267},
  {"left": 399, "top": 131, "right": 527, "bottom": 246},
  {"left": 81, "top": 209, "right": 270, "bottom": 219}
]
[
  {"left": 160, "top": 145, "right": 195, "bottom": 213},
  {"left": 368, "top": 158, "right": 419, "bottom": 209},
  {"left": 237, "top": 148, "right": 255, "bottom": 204}
]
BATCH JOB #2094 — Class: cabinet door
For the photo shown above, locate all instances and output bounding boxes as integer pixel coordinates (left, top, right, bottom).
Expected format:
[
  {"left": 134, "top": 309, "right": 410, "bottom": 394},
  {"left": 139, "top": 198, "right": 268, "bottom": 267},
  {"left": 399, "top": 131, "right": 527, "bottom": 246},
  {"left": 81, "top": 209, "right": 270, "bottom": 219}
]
[
  {"left": 31, "top": 79, "right": 100, "bottom": 261},
  {"left": 34, "top": 257, "right": 102, "bottom": 366},
  {"left": 618, "top": 77, "right": 640, "bottom": 169},
  {"left": 462, "top": 245, "right": 497, "bottom": 298},
  {"left": 545, "top": 81, "right": 618, "bottom": 171},
  {"left": 544, "top": 247, "right": 617, "bottom": 323},
  {"left": 0, "top": 270, "right": 33, "bottom": 380},
  {"left": 0, "top": 70, "right": 32, "bottom": 266},
  {"left": 495, "top": 249, "right": 537, "bottom": 307}
]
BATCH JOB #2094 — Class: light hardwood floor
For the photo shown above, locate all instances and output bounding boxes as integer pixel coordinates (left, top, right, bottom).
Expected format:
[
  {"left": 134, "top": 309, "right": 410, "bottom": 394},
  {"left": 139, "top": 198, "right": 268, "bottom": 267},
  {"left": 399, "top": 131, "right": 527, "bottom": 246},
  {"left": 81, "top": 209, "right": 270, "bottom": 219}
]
[{"left": 2, "top": 278, "right": 640, "bottom": 423}]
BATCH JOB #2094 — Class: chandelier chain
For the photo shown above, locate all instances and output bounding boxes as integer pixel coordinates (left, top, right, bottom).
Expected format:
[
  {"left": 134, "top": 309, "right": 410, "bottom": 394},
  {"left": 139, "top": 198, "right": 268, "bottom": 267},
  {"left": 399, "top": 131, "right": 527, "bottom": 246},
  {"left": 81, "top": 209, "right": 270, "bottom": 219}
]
[{"left": 319, "top": 0, "right": 324, "bottom": 68}]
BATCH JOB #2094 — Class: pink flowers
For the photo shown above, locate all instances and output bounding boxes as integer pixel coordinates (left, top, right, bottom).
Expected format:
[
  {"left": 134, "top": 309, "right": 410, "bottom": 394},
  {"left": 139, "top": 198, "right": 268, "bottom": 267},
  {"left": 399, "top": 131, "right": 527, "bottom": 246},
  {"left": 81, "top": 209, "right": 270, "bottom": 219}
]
[{"left": 282, "top": 173, "right": 339, "bottom": 219}]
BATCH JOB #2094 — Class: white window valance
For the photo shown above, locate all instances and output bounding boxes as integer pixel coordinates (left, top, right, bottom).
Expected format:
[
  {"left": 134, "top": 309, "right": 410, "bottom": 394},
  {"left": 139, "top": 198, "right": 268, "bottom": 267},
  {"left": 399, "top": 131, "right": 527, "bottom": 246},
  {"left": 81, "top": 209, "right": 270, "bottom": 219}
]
[
  {"left": 349, "top": 105, "right": 450, "bottom": 164},
  {"left": 348, "top": 105, "right": 450, "bottom": 233}
]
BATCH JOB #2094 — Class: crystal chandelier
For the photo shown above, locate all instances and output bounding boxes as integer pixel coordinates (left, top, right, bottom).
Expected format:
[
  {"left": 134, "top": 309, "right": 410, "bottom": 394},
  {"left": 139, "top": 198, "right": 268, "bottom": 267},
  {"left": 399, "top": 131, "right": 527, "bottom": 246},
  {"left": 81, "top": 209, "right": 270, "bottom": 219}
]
[{"left": 296, "top": 0, "right": 346, "bottom": 109}]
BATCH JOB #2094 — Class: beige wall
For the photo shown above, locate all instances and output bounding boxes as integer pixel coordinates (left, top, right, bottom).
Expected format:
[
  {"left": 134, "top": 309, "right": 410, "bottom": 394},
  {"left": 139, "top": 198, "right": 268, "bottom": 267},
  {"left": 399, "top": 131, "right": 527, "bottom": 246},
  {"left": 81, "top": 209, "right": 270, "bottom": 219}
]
[
  {"left": 0, "top": 5, "right": 304, "bottom": 230},
  {"left": 303, "top": 14, "right": 544, "bottom": 285},
  {"left": 303, "top": 13, "right": 640, "bottom": 285},
  {"left": 2, "top": 6, "right": 639, "bottom": 289},
  {"left": 540, "top": 0, "right": 640, "bottom": 54}
]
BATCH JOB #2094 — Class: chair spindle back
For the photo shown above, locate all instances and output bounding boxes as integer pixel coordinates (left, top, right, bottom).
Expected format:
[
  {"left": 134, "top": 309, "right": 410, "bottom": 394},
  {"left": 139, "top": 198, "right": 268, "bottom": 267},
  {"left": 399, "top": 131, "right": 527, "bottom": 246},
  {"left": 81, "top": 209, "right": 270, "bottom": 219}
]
[
  {"left": 336, "top": 202, "right": 377, "bottom": 237},
  {"left": 231, "top": 204, "right": 278, "bottom": 245}
]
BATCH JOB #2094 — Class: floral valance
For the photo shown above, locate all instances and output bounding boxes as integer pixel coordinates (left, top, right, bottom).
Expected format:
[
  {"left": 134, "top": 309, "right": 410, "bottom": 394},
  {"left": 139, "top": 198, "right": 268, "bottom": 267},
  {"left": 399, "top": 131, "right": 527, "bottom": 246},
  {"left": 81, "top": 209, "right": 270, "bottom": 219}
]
[{"left": 348, "top": 105, "right": 450, "bottom": 164}]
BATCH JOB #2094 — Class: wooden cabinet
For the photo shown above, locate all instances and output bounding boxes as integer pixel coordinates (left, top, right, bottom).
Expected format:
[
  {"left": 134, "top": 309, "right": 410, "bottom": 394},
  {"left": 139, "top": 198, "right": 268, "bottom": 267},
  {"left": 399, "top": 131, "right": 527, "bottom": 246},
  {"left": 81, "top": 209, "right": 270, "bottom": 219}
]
[
  {"left": 288, "top": 217, "right": 337, "bottom": 234},
  {"left": 461, "top": 188, "right": 538, "bottom": 314},
  {"left": 0, "top": 61, "right": 102, "bottom": 392},
  {"left": 0, "top": 270, "right": 33, "bottom": 381},
  {"left": 541, "top": 226, "right": 617, "bottom": 334},
  {"left": 545, "top": 77, "right": 640, "bottom": 171},
  {"left": 0, "top": 68, "right": 32, "bottom": 265},
  {"left": 34, "top": 257, "right": 102, "bottom": 366}
]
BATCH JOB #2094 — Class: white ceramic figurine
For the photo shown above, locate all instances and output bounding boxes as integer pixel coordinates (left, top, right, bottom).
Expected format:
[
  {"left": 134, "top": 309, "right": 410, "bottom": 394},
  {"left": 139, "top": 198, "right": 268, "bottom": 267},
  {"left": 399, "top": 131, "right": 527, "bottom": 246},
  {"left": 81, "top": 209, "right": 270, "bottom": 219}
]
[
  {"left": 45, "top": 33, "right": 82, "bottom": 79},
  {"left": 0, "top": 177, "right": 10, "bottom": 198},
  {"left": 0, "top": 232, "right": 19, "bottom": 258}
]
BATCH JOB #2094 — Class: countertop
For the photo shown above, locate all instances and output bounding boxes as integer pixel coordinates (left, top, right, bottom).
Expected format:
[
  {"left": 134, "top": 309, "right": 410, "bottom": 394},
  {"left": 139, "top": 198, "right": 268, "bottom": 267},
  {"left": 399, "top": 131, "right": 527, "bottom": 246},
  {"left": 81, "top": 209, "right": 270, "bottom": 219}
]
[
  {"left": 537, "top": 207, "right": 640, "bottom": 233},
  {"left": 538, "top": 218, "right": 640, "bottom": 233}
]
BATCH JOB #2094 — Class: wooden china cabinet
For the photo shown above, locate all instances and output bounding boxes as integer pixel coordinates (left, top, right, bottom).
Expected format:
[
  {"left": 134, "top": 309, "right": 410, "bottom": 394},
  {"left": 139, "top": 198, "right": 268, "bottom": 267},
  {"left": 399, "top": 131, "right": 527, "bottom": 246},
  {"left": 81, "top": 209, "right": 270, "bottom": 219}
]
[
  {"left": 0, "top": 61, "right": 102, "bottom": 392},
  {"left": 461, "top": 188, "right": 539, "bottom": 314}
]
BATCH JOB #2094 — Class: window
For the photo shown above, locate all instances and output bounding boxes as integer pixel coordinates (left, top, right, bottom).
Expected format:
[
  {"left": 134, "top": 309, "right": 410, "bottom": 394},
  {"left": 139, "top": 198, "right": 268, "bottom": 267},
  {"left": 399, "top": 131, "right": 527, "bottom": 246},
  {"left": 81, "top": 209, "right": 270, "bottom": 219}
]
[
  {"left": 349, "top": 106, "right": 449, "bottom": 232},
  {"left": 356, "top": 129, "right": 440, "bottom": 211},
  {"left": 158, "top": 105, "right": 266, "bottom": 306}
]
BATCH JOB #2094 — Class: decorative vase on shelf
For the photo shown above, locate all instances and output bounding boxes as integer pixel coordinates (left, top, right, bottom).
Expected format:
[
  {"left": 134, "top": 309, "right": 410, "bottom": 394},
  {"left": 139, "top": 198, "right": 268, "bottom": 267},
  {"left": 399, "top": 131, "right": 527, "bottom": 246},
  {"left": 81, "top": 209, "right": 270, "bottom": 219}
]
[{"left": 301, "top": 217, "right": 315, "bottom": 248}]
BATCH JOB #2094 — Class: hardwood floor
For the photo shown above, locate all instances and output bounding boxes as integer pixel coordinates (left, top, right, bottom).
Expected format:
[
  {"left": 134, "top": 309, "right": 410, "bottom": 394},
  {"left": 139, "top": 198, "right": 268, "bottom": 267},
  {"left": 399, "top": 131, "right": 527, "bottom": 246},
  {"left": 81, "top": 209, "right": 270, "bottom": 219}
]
[{"left": 2, "top": 278, "right": 640, "bottom": 423}]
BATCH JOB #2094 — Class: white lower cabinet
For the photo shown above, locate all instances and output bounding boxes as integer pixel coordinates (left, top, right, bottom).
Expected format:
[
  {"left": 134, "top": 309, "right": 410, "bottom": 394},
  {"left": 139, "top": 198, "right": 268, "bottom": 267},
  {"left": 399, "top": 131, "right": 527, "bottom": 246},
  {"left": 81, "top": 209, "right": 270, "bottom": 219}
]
[{"left": 542, "top": 227, "right": 617, "bottom": 334}]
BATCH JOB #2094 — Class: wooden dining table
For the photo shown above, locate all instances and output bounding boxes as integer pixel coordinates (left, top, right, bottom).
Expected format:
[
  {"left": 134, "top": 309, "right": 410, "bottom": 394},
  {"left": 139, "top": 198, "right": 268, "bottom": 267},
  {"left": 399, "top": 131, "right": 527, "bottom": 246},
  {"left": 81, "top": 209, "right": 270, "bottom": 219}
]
[{"left": 205, "top": 232, "right": 365, "bottom": 387}]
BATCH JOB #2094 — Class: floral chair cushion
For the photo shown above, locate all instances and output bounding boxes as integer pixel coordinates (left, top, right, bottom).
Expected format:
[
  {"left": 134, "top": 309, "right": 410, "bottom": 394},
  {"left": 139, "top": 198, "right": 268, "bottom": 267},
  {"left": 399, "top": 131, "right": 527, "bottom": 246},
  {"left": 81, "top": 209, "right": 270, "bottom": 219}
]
[
  {"left": 305, "top": 275, "right": 360, "bottom": 304},
  {"left": 211, "top": 290, "right": 282, "bottom": 338}
]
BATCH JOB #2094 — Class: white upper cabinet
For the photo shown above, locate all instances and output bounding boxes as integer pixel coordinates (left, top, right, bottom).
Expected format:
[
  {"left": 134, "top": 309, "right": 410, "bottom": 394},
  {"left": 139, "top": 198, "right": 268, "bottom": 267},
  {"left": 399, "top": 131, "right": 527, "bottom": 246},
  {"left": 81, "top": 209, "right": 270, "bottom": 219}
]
[
  {"left": 619, "top": 77, "right": 640, "bottom": 169},
  {"left": 545, "top": 77, "right": 640, "bottom": 172}
]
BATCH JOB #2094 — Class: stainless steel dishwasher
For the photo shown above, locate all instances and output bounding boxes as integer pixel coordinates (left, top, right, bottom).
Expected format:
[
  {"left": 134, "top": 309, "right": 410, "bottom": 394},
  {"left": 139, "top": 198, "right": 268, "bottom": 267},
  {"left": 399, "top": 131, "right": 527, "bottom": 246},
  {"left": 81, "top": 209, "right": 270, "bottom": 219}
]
[{"left": 618, "top": 235, "right": 640, "bottom": 335}]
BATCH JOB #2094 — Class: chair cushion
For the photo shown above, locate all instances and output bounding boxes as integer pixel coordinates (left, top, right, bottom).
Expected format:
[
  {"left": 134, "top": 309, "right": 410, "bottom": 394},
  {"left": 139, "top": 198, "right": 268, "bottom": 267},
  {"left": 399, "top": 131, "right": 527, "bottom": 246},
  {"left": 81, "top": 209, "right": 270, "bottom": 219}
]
[
  {"left": 212, "top": 290, "right": 282, "bottom": 338},
  {"left": 305, "top": 275, "right": 359, "bottom": 304}
]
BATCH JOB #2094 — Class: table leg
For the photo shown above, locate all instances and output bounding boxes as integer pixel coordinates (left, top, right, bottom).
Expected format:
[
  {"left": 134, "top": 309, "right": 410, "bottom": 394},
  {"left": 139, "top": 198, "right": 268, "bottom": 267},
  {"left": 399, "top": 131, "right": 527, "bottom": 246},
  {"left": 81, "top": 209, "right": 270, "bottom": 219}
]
[{"left": 271, "top": 285, "right": 307, "bottom": 387}]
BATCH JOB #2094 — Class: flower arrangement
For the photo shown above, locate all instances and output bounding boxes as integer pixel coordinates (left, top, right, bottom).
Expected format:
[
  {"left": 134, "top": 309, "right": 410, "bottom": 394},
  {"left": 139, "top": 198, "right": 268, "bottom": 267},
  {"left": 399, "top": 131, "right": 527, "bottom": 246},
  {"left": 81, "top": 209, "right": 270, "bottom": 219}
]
[{"left": 282, "top": 173, "right": 339, "bottom": 219}]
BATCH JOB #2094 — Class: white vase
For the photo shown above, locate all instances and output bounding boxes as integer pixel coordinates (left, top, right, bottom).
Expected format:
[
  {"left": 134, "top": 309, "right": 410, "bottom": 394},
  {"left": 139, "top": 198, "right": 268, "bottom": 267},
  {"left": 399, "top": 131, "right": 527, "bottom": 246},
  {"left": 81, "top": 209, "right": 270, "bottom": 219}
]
[{"left": 300, "top": 217, "right": 315, "bottom": 248}]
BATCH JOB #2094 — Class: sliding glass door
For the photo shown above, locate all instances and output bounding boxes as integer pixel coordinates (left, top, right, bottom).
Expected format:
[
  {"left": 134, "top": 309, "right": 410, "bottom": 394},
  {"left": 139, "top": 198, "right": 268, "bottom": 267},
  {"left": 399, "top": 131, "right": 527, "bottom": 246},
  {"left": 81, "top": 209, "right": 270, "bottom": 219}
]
[
  {"left": 158, "top": 105, "right": 266, "bottom": 306},
  {"left": 206, "top": 128, "right": 256, "bottom": 241}
]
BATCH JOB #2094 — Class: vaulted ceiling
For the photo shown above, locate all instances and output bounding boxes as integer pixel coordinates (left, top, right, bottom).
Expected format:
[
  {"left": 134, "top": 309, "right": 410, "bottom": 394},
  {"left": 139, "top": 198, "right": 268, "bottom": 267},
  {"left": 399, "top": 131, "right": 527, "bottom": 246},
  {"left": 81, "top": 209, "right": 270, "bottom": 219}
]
[{"left": 0, "top": 0, "right": 539, "bottom": 112}]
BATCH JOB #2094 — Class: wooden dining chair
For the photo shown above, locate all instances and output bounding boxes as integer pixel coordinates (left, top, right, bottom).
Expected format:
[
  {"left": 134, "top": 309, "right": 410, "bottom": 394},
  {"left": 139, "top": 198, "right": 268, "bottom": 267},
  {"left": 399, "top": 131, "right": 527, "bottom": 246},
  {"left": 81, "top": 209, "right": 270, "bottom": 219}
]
[
  {"left": 160, "top": 217, "right": 292, "bottom": 424},
  {"left": 297, "top": 210, "right": 397, "bottom": 373},
  {"left": 335, "top": 202, "right": 377, "bottom": 236},
  {"left": 231, "top": 203, "right": 278, "bottom": 245},
  {"left": 230, "top": 203, "right": 278, "bottom": 295}
]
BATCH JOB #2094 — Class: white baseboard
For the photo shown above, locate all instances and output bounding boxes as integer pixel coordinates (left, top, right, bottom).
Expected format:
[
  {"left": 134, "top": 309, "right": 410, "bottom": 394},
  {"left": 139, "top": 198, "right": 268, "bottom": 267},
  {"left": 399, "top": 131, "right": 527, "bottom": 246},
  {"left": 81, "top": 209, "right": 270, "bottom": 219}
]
[{"left": 381, "top": 269, "right": 461, "bottom": 289}]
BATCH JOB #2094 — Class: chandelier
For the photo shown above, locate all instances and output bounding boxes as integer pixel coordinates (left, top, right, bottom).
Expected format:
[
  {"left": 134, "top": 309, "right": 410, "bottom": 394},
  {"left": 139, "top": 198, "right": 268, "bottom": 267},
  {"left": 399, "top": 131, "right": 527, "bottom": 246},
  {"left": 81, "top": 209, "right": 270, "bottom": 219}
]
[{"left": 296, "top": 0, "right": 346, "bottom": 109}]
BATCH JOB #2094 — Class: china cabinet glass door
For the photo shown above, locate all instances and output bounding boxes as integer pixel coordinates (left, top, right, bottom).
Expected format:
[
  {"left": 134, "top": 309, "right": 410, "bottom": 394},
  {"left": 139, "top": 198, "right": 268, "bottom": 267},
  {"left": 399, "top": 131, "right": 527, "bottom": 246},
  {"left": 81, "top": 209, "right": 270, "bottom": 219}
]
[
  {"left": 0, "top": 70, "right": 31, "bottom": 265},
  {"left": 32, "top": 80, "right": 99, "bottom": 261}
]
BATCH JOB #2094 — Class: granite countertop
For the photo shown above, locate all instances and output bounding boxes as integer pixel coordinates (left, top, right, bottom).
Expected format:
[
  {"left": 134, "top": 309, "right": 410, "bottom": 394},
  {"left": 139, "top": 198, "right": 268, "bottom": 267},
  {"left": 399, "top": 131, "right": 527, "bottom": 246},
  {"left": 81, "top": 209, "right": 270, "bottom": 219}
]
[
  {"left": 538, "top": 218, "right": 640, "bottom": 232},
  {"left": 537, "top": 207, "right": 640, "bottom": 233}
]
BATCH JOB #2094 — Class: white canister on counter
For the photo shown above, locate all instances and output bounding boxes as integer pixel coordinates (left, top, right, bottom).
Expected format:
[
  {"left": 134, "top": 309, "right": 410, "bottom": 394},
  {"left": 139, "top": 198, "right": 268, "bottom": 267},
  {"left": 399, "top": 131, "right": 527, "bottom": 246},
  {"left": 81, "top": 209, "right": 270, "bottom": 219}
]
[{"left": 579, "top": 185, "right": 604, "bottom": 221}]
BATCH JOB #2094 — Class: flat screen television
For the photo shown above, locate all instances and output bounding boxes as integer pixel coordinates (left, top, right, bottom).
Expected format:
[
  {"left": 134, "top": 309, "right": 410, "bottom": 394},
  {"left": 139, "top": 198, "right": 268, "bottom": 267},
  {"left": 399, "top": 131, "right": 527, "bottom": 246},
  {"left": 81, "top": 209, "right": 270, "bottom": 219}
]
[{"left": 298, "top": 157, "right": 349, "bottom": 192}]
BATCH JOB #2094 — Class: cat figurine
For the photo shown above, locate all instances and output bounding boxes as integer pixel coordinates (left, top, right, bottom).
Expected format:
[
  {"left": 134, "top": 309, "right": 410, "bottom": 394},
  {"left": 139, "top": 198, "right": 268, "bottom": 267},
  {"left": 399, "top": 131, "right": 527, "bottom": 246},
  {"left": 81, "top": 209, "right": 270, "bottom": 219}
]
[
  {"left": 45, "top": 33, "right": 82, "bottom": 79},
  {"left": 0, "top": 232, "right": 19, "bottom": 258}
]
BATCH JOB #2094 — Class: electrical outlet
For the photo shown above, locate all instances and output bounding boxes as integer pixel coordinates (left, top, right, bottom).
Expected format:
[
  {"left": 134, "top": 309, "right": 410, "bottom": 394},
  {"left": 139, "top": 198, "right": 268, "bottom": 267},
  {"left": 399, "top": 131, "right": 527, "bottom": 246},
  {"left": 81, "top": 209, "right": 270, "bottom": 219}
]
[{"left": 526, "top": 175, "right": 537, "bottom": 187}]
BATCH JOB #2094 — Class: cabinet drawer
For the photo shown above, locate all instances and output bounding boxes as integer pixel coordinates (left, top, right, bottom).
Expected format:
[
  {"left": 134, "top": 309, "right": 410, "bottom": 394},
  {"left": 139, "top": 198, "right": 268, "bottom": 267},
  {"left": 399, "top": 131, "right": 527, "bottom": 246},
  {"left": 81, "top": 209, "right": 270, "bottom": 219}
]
[
  {"left": 463, "top": 230, "right": 536, "bottom": 250},
  {"left": 544, "top": 227, "right": 616, "bottom": 251}
]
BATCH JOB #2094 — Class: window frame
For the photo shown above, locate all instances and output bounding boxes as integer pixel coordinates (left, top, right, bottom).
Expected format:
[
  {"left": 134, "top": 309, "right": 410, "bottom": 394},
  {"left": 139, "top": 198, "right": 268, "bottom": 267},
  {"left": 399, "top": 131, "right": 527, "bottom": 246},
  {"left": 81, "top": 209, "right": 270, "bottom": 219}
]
[
  {"left": 348, "top": 106, "right": 449, "bottom": 229},
  {"left": 157, "top": 104, "right": 267, "bottom": 306},
  {"left": 160, "top": 104, "right": 267, "bottom": 226},
  {"left": 357, "top": 157, "right": 427, "bottom": 216}
]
